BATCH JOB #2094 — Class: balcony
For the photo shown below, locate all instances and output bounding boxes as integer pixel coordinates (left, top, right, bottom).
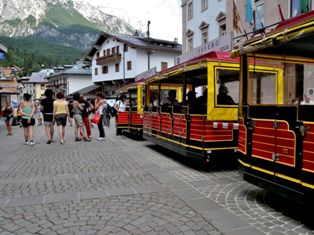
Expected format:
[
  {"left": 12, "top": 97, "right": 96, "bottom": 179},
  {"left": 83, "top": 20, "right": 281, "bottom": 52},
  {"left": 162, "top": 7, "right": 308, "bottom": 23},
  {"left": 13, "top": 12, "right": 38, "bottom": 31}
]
[{"left": 96, "top": 53, "right": 122, "bottom": 65}]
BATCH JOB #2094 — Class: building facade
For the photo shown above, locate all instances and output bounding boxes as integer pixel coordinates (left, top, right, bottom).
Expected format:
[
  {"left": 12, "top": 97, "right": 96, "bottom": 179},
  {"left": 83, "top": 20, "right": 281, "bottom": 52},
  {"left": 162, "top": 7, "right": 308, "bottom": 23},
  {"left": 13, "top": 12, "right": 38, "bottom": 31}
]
[
  {"left": 182, "top": 0, "right": 314, "bottom": 54},
  {"left": 46, "top": 62, "right": 92, "bottom": 97},
  {"left": 86, "top": 32, "right": 182, "bottom": 97}
]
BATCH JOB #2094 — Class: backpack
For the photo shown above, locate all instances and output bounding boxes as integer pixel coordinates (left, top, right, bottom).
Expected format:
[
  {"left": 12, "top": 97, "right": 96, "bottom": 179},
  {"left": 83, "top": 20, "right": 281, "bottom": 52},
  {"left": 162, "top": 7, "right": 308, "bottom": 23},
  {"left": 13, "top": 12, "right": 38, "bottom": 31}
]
[{"left": 110, "top": 105, "right": 117, "bottom": 117}]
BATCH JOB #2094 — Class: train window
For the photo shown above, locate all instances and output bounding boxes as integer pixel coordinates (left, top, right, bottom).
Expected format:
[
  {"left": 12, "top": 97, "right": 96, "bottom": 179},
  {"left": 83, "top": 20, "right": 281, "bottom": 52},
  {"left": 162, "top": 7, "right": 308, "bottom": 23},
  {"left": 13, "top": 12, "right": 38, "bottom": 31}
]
[
  {"left": 291, "top": 63, "right": 314, "bottom": 105},
  {"left": 216, "top": 69, "right": 239, "bottom": 105},
  {"left": 248, "top": 71, "right": 276, "bottom": 105}
]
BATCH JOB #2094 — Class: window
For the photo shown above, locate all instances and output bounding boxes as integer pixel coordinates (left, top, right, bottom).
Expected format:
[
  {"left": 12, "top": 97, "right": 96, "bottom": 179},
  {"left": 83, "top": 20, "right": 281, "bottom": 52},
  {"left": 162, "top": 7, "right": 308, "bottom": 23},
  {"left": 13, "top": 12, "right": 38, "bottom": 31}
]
[
  {"left": 188, "top": 1, "right": 193, "bottom": 20},
  {"left": 255, "top": 0, "right": 265, "bottom": 30},
  {"left": 219, "top": 24, "right": 226, "bottom": 36},
  {"left": 103, "top": 50, "right": 106, "bottom": 56},
  {"left": 199, "top": 21, "right": 209, "bottom": 44},
  {"left": 291, "top": 0, "right": 311, "bottom": 17},
  {"left": 201, "top": 29, "right": 208, "bottom": 44},
  {"left": 124, "top": 44, "right": 128, "bottom": 52},
  {"left": 248, "top": 71, "right": 277, "bottom": 104},
  {"left": 186, "top": 29, "right": 194, "bottom": 51},
  {"left": 102, "top": 66, "right": 108, "bottom": 74},
  {"left": 96, "top": 52, "right": 100, "bottom": 58},
  {"left": 161, "top": 62, "right": 168, "bottom": 71},
  {"left": 216, "top": 12, "right": 226, "bottom": 36},
  {"left": 95, "top": 68, "right": 98, "bottom": 75},
  {"left": 216, "top": 69, "right": 239, "bottom": 105},
  {"left": 127, "top": 61, "right": 132, "bottom": 70},
  {"left": 188, "top": 37, "right": 193, "bottom": 51},
  {"left": 201, "top": 0, "right": 208, "bottom": 11},
  {"left": 106, "top": 49, "right": 110, "bottom": 55},
  {"left": 112, "top": 47, "right": 116, "bottom": 54},
  {"left": 116, "top": 46, "right": 120, "bottom": 54},
  {"left": 115, "top": 63, "right": 120, "bottom": 72}
]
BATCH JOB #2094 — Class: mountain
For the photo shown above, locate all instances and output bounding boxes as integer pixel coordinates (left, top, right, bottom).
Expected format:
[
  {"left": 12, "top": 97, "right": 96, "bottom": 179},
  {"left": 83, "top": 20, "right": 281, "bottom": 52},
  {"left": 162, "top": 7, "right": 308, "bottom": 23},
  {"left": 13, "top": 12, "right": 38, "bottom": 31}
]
[
  {"left": 0, "top": 0, "right": 139, "bottom": 50},
  {"left": 0, "top": 0, "right": 143, "bottom": 75}
]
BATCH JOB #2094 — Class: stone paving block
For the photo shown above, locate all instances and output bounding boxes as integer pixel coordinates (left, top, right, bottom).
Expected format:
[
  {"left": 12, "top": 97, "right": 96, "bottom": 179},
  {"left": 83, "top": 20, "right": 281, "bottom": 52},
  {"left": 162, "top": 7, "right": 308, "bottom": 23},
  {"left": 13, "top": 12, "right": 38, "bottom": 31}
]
[
  {"left": 6, "top": 195, "right": 44, "bottom": 207},
  {"left": 0, "top": 198, "right": 9, "bottom": 208},
  {"left": 200, "top": 208, "right": 252, "bottom": 233},
  {"left": 222, "top": 226, "right": 265, "bottom": 235},
  {"left": 45, "top": 192, "right": 78, "bottom": 204},
  {"left": 172, "top": 188, "right": 204, "bottom": 201},
  {"left": 163, "top": 181, "right": 190, "bottom": 191},
  {"left": 101, "top": 170, "right": 126, "bottom": 177},
  {"left": 131, "top": 185, "right": 165, "bottom": 194},
  {"left": 53, "top": 174, "right": 77, "bottom": 181},
  {"left": 186, "top": 197, "right": 223, "bottom": 213},
  {"left": 212, "top": 177, "right": 238, "bottom": 185},
  {"left": 188, "top": 180, "right": 215, "bottom": 188},
  {"left": 107, "top": 187, "right": 136, "bottom": 197},
  {"left": 80, "top": 190, "right": 109, "bottom": 200},
  {"left": 151, "top": 172, "right": 180, "bottom": 183}
]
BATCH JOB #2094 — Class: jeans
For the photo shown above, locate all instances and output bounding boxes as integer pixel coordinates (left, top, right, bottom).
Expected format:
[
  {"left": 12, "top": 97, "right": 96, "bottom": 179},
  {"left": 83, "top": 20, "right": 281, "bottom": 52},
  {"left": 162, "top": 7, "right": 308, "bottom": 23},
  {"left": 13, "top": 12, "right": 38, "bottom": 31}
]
[{"left": 97, "top": 115, "right": 105, "bottom": 138}]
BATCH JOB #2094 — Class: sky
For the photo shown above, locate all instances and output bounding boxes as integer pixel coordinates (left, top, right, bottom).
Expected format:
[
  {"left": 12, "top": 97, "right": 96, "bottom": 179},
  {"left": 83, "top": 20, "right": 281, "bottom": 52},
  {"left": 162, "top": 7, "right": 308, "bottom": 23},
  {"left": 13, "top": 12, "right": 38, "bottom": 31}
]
[{"left": 87, "top": 0, "right": 182, "bottom": 43}]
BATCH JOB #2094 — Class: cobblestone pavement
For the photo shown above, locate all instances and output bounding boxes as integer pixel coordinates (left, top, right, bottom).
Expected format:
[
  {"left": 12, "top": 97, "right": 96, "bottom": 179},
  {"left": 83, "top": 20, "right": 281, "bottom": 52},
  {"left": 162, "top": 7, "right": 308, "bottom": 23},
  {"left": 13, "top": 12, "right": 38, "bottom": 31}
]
[{"left": 0, "top": 123, "right": 313, "bottom": 235}]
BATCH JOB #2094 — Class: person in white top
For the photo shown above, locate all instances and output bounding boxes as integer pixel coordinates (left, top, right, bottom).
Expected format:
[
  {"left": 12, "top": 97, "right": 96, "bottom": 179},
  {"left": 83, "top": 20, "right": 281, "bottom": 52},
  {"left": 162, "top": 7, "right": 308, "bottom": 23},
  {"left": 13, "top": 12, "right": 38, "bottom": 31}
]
[
  {"left": 114, "top": 94, "right": 127, "bottom": 112},
  {"left": 94, "top": 92, "right": 107, "bottom": 141}
]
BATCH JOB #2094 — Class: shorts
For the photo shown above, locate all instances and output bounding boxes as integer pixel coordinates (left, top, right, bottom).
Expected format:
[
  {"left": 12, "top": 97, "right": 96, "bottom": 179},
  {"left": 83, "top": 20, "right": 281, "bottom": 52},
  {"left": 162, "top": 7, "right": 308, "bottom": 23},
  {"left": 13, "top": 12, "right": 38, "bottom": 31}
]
[
  {"left": 4, "top": 115, "right": 13, "bottom": 124},
  {"left": 55, "top": 114, "right": 67, "bottom": 127},
  {"left": 21, "top": 118, "right": 35, "bottom": 127},
  {"left": 43, "top": 114, "right": 54, "bottom": 124},
  {"left": 74, "top": 114, "right": 84, "bottom": 127}
]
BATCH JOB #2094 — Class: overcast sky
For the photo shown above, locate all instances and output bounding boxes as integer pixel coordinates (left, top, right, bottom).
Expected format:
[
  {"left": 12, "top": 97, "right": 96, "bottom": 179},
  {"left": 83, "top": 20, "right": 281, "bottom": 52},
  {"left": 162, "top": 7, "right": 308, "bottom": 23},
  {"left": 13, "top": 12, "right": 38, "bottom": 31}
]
[{"left": 87, "top": 0, "right": 182, "bottom": 43}]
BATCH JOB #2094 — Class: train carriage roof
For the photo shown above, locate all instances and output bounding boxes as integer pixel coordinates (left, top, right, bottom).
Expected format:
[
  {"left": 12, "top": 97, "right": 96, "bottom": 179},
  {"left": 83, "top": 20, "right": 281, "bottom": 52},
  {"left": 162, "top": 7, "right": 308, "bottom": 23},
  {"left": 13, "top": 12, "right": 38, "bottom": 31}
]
[
  {"left": 144, "top": 51, "right": 239, "bottom": 85},
  {"left": 232, "top": 10, "right": 314, "bottom": 60}
]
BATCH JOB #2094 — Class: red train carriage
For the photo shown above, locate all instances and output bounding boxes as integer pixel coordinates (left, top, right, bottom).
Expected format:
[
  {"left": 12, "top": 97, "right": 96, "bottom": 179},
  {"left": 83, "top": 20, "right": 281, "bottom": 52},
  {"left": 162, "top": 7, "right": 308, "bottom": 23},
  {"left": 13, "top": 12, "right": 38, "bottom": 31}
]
[
  {"left": 232, "top": 11, "right": 314, "bottom": 203},
  {"left": 116, "top": 82, "right": 144, "bottom": 137},
  {"left": 142, "top": 51, "right": 278, "bottom": 162}
]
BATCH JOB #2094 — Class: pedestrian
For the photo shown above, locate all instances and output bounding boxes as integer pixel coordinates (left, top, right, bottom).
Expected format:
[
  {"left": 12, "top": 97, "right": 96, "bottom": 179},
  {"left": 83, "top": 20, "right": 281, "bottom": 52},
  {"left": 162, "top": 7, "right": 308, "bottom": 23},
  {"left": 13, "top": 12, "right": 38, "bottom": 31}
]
[
  {"left": 53, "top": 92, "right": 69, "bottom": 144},
  {"left": 114, "top": 94, "right": 127, "bottom": 112},
  {"left": 17, "top": 104, "right": 22, "bottom": 127},
  {"left": 34, "top": 100, "right": 43, "bottom": 126},
  {"left": 2, "top": 100, "right": 14, "bottom": 136},
  {"left": 20, "top": 93, "right": 36, "bottom": 146},
  {"left": 40, "top": 89, "right": 55, "bottom": 144},
  {"left": 68, "top": 99, "right": 74, "bottom": 127},
  {"left": 94, "top": 92, "right": 106, "bottom": 141},
  {"left": 80, "top": 95, "right": 92, "bottom": 140},
  {"left": 72, "top": 92, "right": 90, "bottom": 142}
]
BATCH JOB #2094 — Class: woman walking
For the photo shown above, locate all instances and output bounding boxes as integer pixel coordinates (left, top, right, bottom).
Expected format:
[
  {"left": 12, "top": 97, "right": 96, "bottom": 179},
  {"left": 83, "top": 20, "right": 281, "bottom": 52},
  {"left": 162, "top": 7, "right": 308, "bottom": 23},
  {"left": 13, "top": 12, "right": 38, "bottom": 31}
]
[
  {"left": 94, "top": 92, "right": 106, "bottom": 141},
  {"left": 41, "top": 89, "right": 55, "bottom": 144},
  {"left": 2, "top": 101, "right": 14, "bottom": 136},
  {"left": 53, "top": 92, "right": 69, "bottom": 144},
  {"left": 72, "top": 92, "right": 89, "bottom": 142},
  {"left": 20, "top": 93, "right": 35, "bottom": 146}
]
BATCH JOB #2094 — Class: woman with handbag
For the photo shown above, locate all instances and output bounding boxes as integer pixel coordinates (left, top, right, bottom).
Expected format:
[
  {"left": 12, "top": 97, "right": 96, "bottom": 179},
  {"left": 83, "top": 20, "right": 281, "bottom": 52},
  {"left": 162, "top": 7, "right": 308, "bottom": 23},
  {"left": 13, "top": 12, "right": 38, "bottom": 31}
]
[
  {"left": 94, "top": 92, "right": 107, "bottom": 141},
  {"left": 2, "top": 100, "right": 14, "bottom": 136}
]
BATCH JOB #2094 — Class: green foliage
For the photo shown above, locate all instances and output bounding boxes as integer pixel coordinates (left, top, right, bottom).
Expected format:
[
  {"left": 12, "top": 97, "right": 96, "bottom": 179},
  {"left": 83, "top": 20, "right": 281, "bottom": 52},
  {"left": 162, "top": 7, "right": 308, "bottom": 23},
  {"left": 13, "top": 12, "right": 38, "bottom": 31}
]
[
  {"left": 0, "top": 36, "right": 86, "bottom": 76},
  {"left": 25, "top": 15, "right": 37, "bottom": 27},
  {"left": 44, "top": 6, "right": 100, "bottom": 31}
]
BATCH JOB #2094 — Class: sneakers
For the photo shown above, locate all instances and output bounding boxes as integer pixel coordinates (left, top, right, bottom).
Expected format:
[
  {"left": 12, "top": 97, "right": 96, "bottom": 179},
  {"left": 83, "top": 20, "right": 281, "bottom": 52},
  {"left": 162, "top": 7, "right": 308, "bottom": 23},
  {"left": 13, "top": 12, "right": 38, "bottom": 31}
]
[
  {"left": 46, "top": 140, "right": 52, "bottom": 144},
  {"left": 96, "top": 137, "right": 105, "bottom": 141},
  {"left": 75, "top": 137, "right": 81, "bottom": 142},
  {"left": 60, "top": 139, "right": 65, "bottom": 144},
  {"left": 29, "top": 141, "right": 35, "bottom": 146},
  {"left": 24, "top": 140, "right": 29, "bottom": 145}
]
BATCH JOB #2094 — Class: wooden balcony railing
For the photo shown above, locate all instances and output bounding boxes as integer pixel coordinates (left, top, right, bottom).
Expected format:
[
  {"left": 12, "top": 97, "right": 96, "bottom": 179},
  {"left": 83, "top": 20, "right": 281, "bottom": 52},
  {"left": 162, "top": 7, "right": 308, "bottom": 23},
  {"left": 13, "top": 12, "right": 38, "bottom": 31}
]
[{"left": 96, "top": 53, "right": 122, "bottom": 65}]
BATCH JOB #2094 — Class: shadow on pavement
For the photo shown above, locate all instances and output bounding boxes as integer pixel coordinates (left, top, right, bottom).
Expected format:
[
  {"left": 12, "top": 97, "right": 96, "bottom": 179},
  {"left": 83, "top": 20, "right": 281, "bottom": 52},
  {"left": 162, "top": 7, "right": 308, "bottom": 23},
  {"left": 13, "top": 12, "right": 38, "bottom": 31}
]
[{"left": 145, "top": 143, "right": 238, "bottom": 172}]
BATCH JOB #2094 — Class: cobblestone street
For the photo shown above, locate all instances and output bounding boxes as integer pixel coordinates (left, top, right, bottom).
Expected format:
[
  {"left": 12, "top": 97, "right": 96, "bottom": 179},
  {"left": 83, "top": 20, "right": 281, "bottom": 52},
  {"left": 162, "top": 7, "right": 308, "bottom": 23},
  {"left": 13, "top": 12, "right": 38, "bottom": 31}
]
[{"left": 0, "top": 122, "right": 313, "bottom": 235}]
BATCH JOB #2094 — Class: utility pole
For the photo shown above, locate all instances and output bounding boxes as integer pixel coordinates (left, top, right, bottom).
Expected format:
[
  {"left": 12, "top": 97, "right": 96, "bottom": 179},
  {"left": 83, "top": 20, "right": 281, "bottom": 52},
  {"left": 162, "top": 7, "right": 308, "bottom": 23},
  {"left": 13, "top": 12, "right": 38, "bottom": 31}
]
[{"left": 147, "top": 20, "right": 151, "bottom": 70}]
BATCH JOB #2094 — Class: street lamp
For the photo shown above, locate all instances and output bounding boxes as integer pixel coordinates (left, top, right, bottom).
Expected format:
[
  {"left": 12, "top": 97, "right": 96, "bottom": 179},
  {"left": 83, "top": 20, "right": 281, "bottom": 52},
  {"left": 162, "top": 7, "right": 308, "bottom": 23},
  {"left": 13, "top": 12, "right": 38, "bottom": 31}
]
[{"left": 147, "top": 20, "right": 151, "bottom": 70}]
